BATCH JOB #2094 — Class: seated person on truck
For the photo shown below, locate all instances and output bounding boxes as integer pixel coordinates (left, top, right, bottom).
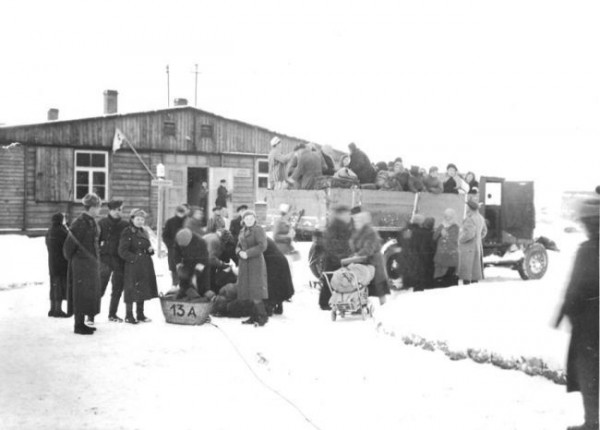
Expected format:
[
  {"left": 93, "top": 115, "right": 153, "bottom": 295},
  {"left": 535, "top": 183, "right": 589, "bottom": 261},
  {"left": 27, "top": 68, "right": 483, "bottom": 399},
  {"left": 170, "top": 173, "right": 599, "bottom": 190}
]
[
  {"left": 348, "top": 142, "right": 376, "bottom": 184},
  {"left": 423, "top": 166, "right": 444, "bottom": 194}
]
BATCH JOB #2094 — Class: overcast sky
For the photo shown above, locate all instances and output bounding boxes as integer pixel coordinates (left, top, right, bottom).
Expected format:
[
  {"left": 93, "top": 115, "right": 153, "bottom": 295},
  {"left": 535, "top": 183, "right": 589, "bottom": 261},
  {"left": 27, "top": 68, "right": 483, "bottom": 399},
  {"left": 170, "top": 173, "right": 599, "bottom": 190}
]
[{"left": 1, "top": 0, "right": 598, "bottom": 195}]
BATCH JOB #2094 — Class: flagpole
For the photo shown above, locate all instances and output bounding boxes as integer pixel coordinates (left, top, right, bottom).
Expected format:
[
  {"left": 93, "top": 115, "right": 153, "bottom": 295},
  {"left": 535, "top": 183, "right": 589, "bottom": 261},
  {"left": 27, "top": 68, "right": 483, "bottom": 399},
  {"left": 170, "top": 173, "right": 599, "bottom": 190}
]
[{"left": 125, "top": 140, "right": 156, "bottom": 179}]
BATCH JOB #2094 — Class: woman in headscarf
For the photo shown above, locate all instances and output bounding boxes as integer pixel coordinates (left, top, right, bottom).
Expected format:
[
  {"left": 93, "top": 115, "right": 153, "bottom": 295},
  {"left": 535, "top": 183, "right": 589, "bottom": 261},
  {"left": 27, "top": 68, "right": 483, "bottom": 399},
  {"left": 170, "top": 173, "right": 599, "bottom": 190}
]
[
  {"left": 118, "top": 209, "right": 158, "bottom": 324},
  {"left": 433, "top": 209, "right": 460, "bottom": 288},
  {"left": 236, "top": 210, "right": 269, "bottom": 326}
]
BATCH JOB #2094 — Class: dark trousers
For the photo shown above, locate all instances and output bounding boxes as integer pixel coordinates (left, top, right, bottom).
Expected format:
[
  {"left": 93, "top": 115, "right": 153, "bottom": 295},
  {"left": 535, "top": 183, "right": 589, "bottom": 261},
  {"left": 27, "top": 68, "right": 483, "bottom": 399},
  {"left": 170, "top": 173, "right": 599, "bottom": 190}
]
[
  {"left": 319, "top": 274, "right": 333, "bottom": 310},
  {"left": 99, "top": 255, "right": 125, "bottom": 316},
  {"left": 434, "top": 267, "right": 459, "bottom": 288}
]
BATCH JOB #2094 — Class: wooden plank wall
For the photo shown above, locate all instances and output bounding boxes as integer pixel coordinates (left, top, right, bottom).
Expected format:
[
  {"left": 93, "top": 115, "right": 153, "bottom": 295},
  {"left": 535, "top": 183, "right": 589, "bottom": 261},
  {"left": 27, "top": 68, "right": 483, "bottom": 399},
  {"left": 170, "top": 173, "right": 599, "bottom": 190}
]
[
  {"left": 111, "top": 151, "right": 153, "bottom": 224},
  {"left": 222, "top": 155, "right": 255, "bottom": 210},
  {"left": 0, "top": 145, "right": 26, "bottom": 229}
]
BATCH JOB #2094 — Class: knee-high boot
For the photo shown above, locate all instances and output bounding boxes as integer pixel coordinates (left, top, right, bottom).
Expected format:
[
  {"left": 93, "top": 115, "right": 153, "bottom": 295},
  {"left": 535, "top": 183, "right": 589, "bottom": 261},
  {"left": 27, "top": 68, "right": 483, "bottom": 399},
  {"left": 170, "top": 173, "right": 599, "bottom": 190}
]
[
  {"left": 125, "top": 303, "right": 137, "bottom": 324},
  {"left": 74, "top": 313, "right": 94, "bottom": 335},
  {"left": 255, "top": 301, "right": 268, "bottom": 327}
]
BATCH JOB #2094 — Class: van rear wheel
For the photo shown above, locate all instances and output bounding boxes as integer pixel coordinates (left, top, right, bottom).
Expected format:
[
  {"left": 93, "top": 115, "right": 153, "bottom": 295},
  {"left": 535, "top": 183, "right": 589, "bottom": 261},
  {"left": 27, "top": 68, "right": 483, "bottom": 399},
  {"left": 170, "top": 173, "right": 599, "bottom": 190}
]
[{"left": 518, "top": 244, "right": 548, "bottom": 280}]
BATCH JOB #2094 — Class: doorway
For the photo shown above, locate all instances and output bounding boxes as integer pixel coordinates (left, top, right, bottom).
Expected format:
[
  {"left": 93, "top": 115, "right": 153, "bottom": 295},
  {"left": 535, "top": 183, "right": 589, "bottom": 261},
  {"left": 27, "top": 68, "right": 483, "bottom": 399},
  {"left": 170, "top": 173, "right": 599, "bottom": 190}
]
[{"left": 187, "top": 167, "right": 209, "bottom": 215}]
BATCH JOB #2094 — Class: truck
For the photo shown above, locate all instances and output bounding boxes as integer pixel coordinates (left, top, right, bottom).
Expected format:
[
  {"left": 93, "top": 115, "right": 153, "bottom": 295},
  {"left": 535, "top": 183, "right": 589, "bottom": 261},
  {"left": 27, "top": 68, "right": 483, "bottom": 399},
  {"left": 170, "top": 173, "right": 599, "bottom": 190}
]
[{"left": 263, "top": 176, "right": 556, "bottom": 285}]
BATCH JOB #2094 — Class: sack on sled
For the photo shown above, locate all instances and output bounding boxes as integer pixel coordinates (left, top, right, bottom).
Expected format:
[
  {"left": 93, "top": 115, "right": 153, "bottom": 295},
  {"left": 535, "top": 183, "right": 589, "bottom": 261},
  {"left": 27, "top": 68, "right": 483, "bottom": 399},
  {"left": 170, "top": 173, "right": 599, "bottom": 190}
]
[{"left": 330, "top": 264, "right": 375, "bottom": 293}]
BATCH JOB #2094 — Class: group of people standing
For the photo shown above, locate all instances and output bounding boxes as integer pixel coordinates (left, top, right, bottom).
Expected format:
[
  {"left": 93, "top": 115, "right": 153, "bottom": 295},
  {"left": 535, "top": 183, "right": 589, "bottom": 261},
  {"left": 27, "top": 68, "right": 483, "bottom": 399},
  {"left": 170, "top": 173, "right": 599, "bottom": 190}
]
[{"left": 46, "top": 194, "right": 158, "bottom": 335}]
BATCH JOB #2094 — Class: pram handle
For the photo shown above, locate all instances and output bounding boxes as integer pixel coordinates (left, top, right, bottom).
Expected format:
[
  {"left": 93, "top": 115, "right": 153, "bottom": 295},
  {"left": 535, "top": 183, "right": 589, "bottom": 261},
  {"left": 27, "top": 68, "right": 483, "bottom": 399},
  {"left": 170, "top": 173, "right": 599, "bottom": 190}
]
[{"left": 340, "top": 255, "right": 368, "bottom": 266}]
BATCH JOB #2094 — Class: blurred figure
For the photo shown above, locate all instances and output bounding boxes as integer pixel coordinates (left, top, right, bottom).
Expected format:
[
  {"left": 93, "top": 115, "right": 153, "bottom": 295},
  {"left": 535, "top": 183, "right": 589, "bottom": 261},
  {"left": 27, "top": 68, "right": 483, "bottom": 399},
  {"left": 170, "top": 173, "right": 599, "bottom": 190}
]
[
  {"left": 198, "top": 181, "right": 209, "bottom": 215},
  {"left": 289, "top": 143, "right": 323, "bottom": 190},
  {"left": 408, "top": 166, "right": 425, "bottom": 193},
  {"left": 320, "top": 144, "right": 336, "bottom": 176},
  {"left": 319, "top": 205, "right": 353, "bottom": 310},
  {"left": 268, "top": 136, "right": 295, "bottom": 190},
  {"left": 184, "top": 206, "right": 205, "bottom": 236},
  {"left": 401, "top": 214, "right": 435, "bottom": 291},
  {"left": 273, "top": 203, "right": 296, "bottom": 255},
  {"left": 349, "top": 208, "right": 389, "bottom": 305},
  {"left": 216, "top": 179, "right": 230, "bottom": 209},
  {"left": 98, "top": 199, "right": 129, "bottom": 323},
  {"left": 423, "top": 166, "right": 443, "bottom": 194},
  {"left": 375, "top": 161, "right": 390, "bottom": 189},
  {"left": 229, "top": 204, "right": 248, "bottom": 243},
  {"left": 556, "top": 190, "right": 599, "bottom": 430},
  {"left": 458, "top": 200, "right": 487, "bottom": 285},
  {"left": 391, "top": 160, "right": 410, "bottom": 191},
  {"left": 236, "top": 210, "right": 269, "bottom": 326},
  {"left": 348, "top": 142, "right": 376, "bottom": 184},
  {"left": 172, "top": 228, "right": 211, "bottom": 300},
  {"left": 118, "top": 209, "right": 158, "bottom": 324},
  {"left": 203, "top": 228, "right": 237, "bottom": 294},
  {"left": 433, "top": 209, "right": 460, "bottom": 288},
  {"left": 334, "top": 155, "right": 358, "bottom": 180},
  {"left": 45, "top": 212, "right": 69, "bottom": 318},
  {"left": 207, "top": 206, "right": 226, "bottom": 233},
  {"left": 163, "top": 204, "right": 189, "bottom": 288},
  {"left": 63, "top": 193, "right": 102, "bottom": 335}
]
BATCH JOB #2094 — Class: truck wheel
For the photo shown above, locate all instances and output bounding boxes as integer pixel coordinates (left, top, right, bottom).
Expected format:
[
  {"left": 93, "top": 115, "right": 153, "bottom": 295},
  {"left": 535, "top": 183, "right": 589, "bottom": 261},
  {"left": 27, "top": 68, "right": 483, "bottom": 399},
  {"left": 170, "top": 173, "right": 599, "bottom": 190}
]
[
  {"left": 384, "top": 246, "right": 404, "bottom": 289},
  {"left": 518, "top": 243, "right": 548, "bottom": 280},
  {"left": 309, "top": 242, "right": 324, "bottom": 279}
]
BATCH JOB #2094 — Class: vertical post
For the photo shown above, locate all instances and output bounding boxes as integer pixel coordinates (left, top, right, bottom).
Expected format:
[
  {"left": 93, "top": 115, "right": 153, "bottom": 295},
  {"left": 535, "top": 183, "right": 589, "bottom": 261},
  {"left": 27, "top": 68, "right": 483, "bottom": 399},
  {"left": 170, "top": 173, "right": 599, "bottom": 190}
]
[
  {"left": 166, "top": 65, "right": 170, "bottom": 108},
  {"left": 194, "top": 63, "right": 198, "bottom": 107},
  {"left": 157, "top": 184, "right": 163, "bottom": 256}
]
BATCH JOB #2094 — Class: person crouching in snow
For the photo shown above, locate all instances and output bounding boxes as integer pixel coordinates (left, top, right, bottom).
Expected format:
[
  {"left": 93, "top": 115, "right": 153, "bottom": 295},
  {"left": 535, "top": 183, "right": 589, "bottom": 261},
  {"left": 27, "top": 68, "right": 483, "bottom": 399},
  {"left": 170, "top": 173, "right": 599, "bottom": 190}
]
[
  {"left": 236, "top": 210, "right": 269, "bottom": 326},
  {"left": 118, "top": 209, "right": 158, "bottom": 324},
  {"left": 63, "top": 193, "right": 102, "bottom": 335},
  {"left": 348, "top": 207, "right": 389, "bottom": 305},
  {"left": 45, "top": 212, "right": 69, "bottom": 318},
  {"left": 172, "top": 228, "right": 213, "bottom": 301}
]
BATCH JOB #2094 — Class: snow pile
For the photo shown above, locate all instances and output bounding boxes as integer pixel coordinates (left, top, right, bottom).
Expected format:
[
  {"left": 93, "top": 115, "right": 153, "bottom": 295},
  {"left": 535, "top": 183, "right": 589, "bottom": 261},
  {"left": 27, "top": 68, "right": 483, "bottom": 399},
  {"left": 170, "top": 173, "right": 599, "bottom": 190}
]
[{"left": 0, "top": 235, "right": 47, "bottom": 290}]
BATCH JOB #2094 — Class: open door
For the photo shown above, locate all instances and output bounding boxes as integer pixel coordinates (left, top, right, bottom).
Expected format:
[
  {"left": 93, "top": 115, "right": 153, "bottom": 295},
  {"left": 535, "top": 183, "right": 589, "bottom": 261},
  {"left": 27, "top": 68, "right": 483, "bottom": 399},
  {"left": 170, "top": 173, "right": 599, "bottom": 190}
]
[
  {"left": 502, "top": 181, "right": 535, "bottom": 240},
  {"left": 164, "top": 165, "right": 188, "bottom": 223},
  {"left": 208, "top": 168, "right": 235, "bottom": 218}
]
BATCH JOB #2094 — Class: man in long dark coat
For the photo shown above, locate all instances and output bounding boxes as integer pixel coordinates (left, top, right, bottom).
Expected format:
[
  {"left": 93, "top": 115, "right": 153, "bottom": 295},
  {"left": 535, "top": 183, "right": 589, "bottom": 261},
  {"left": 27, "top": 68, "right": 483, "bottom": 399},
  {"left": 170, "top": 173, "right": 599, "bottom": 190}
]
[
  {"left": 162, "top": 205, "right": 189, "bottom": 287},
  {"left": 264, "top": 237, "right": 295, "bottom": 315},
  {"left": 216, "top": 179, "right": 229, "bottom": 209},
  {"left": 556, "top": 191, "right": 599, "bottom": 430},
  {"left": 98, "top": 199, "right": 129, "bottom": 322},
  {"left": 45, "top": 212, "right": 69, "bottom": 318},
  {"left": 63, "top": 193, "right": 102, "bottom": 335},
  {"left": 319, "top": 205, "right": 353, "bottom": 310}
]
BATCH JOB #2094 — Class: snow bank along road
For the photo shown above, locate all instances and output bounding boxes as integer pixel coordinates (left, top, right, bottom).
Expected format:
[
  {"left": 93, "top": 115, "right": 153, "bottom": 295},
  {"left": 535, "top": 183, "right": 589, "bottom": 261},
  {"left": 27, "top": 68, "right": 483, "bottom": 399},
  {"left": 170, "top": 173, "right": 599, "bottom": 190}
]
[{"left": 0, "top": 230, "right": 586, "bottom": 429}]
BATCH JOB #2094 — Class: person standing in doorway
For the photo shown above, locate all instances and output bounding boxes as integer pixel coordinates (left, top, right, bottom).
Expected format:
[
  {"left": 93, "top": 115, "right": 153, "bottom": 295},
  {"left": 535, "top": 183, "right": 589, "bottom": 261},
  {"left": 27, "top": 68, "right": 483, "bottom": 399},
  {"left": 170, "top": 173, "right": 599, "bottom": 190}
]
[
  {"left": 162, "top": 204, "right": 189, "bottom": 288},
  {"left": 458, "top": 200, "right": 487, "bottom": 285},
  {"left": 45, "top": 212, "right": 69, "bottom": 318},
  {"left": 63, "top": 193, "right": 102, "bottom": 335},
  {"left": 216, "top": 179, "right": 230, "bottom": 209},
  {"left": 97, "top": 199, "right": 129, "bottom": 323},
  {"left": 118, "top": 209, "right": 158, "bottom": 324},
  {"left": 198, "top": 181, "right": 209, "bottom": 216}
]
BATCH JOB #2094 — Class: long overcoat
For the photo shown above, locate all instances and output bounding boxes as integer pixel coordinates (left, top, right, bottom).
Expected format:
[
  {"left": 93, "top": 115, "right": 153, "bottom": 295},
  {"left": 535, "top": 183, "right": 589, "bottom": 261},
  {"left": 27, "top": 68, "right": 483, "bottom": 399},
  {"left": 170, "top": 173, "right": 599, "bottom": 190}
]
[
  {"left": 46, "top": 220, "right": 69, "bottom": 300},
  {"left": 560, "top": 238, "right": 599, "bottom": 394},
  {"left": 163, "top": 215, "right": 186, "bottom": 271},
  {"left": 236, "top": 225, "right": 268, "bottom": 301},
  {"left": 457, "top": 211, "right": 487, "bottom": 281},
  {"left": 433, "top": 223, "right": 459, "bottom": 278},
  {"left": 118, "top": 225, "right": 158, "bottom": 303},
  {"left": 349, "top": 224, "right": 390, "bottom": 297},
  {"left": 63, "top": 213, "right": 101, "bottom": 316},
  {"left": 264, "top": 237, "right": 295, "bottom": 303},
  {"left": 290, "top": 149, "right": 323, "bottom": 190}
]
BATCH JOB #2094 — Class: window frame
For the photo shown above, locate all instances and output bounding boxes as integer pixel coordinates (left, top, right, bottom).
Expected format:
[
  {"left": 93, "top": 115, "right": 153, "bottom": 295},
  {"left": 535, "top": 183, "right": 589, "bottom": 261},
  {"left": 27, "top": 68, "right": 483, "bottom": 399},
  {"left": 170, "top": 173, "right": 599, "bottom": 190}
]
[
  {"left": 255, "top": 158, "right": 269, "bottom": 191},
  {"left": 73, "top": 150, "right": 109, "bottom": 202}
]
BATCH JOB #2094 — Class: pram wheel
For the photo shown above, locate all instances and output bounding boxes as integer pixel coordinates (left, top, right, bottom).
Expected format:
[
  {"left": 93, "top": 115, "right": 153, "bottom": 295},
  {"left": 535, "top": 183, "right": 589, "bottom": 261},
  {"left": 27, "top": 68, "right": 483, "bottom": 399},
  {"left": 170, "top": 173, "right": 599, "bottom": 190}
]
[{"left": 331, "top": 310, "right": 337, "bottom": 321}]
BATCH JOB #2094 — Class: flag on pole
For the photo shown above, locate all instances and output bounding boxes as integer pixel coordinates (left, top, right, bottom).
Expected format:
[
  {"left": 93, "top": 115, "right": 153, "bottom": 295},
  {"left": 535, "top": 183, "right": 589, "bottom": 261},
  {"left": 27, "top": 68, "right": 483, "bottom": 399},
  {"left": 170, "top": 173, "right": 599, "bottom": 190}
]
[{"left": 112, "top": 128, "right": 127, "bottom": 153}]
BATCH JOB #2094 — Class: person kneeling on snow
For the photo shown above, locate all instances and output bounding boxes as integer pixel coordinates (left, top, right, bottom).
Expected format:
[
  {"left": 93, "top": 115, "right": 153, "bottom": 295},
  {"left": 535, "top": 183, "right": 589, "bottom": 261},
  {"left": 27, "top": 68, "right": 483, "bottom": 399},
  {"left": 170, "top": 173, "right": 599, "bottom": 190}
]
[{"left": 171, "top": 228, "right": 214, "bottom": 301}]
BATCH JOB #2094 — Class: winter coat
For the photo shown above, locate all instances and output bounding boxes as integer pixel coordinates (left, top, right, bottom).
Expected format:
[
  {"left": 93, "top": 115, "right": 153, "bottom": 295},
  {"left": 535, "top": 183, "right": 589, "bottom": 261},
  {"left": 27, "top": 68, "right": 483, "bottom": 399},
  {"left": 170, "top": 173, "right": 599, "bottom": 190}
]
[
  {"left": 348, "top": 148, "right": 376, "bottom": 184},
  {"left": 443, "top": 177, "right": 459, "bottom": 194},
  {"left": 400, "top": 224, "right": 435, "bottom": 290},
  {"left": 236, "top": 225, "right": 268, "bottom": 301},
  {"left": 433, "top": 223, "right": 459, "bottom": 278},
  {"left": 457, "top": 211, "right": 487, "bottom": 281},
  {"left": 408, "top": 174, "right": 425, "bottom": 193},
  {"left": 273, "top": 217, "right": 295, "bottom": 254},
  {"left": 560, "top": 237, "right": 599, "bottom": 393},
  {"left": 384, "top": 171, "right": 410, "bottom": 191},
  {"left": 172, "top": 234, "right": 211, "bottom": 295},
  {"left": 322, "top": 218, "right": 354, "bottom": 272},
  {"left": 207, "top": 214, "right": 226, "bottom": 233},
  {"left": 118, "top": 225, "right": 158, "bottom": 303},
  {"left": 216, "top": 185, "right": 229, "bottom": 208},
  {"left": 349, "top": 224, "right": 390, "bottom": 297},
  {"left": 46, "top": 222, "right": 69, "bottom": 278},
  {"left": 268, "top": 145, "right": 295, "bottom": 188},
  {"left": 163, "top": 215, "right": 186, "bottom": 271},
  {"left": 321, "top": 151, "right": 336, "bottom": 176},
  {"left": 63, "top": 213, "right": 101, "bottom": 316},
  {"left": 229, "top": 215, "right": 243, "bottom": 242},
  {"left": 98, "top": 215, "right": 129, "bottom": 257},
  {"left": 423, "top": 175, "right": 443, "bottom": 194},
  {"left": 264, "top": 237, "right": 295, "bottom": 303},
  {"left": 375, "top": 170, "right": 390, "bottom": 189},
  {"left": 291, "top": 149, "right": 323, "bottom": 190}
]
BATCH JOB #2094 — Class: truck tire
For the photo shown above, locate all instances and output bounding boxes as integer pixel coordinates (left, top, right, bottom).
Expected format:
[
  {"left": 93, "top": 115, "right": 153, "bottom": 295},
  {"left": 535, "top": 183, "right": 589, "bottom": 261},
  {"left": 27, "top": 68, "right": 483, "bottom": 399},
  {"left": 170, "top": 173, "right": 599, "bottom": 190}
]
[
  {"left": 308, "top": 242, "right": 324, "bottom": 279},
  {"left": 518, "top": 243, "right": 548, "bottom": 280}
]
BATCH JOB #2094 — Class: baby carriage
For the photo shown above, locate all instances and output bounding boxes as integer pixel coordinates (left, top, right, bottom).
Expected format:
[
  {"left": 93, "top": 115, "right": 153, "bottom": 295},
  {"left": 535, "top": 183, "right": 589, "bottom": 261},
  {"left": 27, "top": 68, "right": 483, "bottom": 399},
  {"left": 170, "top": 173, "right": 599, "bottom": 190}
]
[{"left": 323, "top": 260, "right": 375, "bottom": 321}]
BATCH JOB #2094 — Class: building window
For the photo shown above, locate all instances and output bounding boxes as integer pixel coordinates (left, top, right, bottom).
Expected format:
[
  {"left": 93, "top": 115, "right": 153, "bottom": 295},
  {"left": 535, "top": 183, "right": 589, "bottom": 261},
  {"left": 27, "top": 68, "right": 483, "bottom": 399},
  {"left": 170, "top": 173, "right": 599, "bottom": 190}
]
[
  {"left": 200, "top": 124, "right": 214, "bottom": 138},
  {"left": 256, "top": 159, "right": 269, "bottom": 189},
  {"left": 74, "top": 150, "right": 108, "bottom": 200},
  {"left": 163, "top": 121, "right": 176, "bottom": 137}
]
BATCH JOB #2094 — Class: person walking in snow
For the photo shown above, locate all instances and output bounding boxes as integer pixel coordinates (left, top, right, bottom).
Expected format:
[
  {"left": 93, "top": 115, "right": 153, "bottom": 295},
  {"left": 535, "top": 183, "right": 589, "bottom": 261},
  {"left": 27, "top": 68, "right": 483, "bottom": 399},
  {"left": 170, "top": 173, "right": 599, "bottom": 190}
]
[
  {"left": 457, "top": 200, "right": 487, "bottom": 285},
  {"left": 45, "top": 212, "right": 69, "bottom": 318},
  {"left": 63, "top": 193, "right": 103, "bottom": 335},
  {"left": 98, "top": 199, "right": 129, "bottom": 323},
  {"left": 118, "top": 209, "right": 158, "bottom": 324},
  {"left": 556, "top": 189, "right": 599, "bottom": 430}
]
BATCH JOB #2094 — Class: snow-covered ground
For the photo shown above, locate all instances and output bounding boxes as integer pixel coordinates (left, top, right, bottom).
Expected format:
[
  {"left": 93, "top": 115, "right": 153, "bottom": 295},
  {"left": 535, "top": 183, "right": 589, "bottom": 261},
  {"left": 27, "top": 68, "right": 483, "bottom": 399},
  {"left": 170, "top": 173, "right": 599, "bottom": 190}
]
[{"left": 0, "top": 219, "right": 588, "bottom": 429}]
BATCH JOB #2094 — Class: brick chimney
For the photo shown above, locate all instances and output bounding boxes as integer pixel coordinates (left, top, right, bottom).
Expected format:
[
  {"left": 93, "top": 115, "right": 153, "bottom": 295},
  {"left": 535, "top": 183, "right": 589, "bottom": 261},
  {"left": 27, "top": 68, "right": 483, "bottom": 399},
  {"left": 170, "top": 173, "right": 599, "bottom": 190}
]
[
  {"left": 103, "top": 90, "right": 118, "bottom": 114},
  {"left": 47, "top": 108, "right": 59, "bottom": 121},
  {"left": 174, "top": 98, "right": 188, "bottom": 106}
]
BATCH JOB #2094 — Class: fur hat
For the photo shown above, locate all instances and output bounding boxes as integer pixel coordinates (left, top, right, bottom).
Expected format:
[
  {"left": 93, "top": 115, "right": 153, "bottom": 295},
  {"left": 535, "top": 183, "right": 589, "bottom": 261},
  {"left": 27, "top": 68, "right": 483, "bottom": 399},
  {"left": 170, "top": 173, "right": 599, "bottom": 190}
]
[
  {"left": 348, "top": 142, "right": 357, "bottom": 152},
  {"left": 447, "top": 163, "right": 458, "bottom": 171},
  {"left": 270, "top": 136, "right": 281, "bottom": 147},
  {"left": 107, "top": 199, "right": 123, "bottom": 210},
  {"left": 242, "top": 209, "right": 257, "bottom": 219},
  {"left": 176, "top": 205, "right": 187, "bottom": 215},
  {"left": 467, "top": 200, "right": 480, "bottom": 211},
  {"left": 129, "top": 208, "right": 148, "bottom": 219},
  {"left": 82, "top": 193, "right": 101, "bottom": 208},
  {"left": 236, "top": 204, "right": 248, "bottom": 213},
  {"left": 375, "top": 161, "right": 388, "bottom": 171},
  {"left": 175, "top": 228, "right": 193, "bottom": 247},
  {"left": 51, "top": 212, "right": 64, "bottom": 226}
]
